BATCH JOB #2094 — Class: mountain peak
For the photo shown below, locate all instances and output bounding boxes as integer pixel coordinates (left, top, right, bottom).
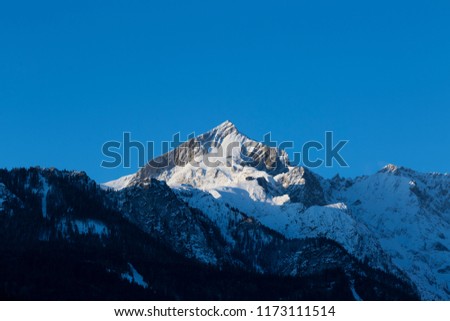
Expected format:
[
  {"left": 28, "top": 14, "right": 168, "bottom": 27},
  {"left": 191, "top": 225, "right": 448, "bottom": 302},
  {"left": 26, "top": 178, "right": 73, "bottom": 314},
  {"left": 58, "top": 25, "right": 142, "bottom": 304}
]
[
  {"left": 382, "top": 164, "right": 399, "bottom": 173},
  {"left": 212, "top": 120, "right": 238, "bottom": 134},
  {"left": 218, "top": 119, "right": 235, "bottom": 127},
  {"left": 379, "top": 163, "right": 419, "bottom": 177},
  {"left": 197, "top": 120, "right": 241, "bottom": 144}
]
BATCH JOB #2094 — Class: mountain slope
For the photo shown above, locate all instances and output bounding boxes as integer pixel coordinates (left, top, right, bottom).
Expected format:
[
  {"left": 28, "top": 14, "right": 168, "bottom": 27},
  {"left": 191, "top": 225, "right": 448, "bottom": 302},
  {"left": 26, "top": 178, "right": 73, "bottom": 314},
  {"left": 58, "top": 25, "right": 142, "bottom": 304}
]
[
  {"left": 325, "top": 165, "right": 450, "bottom": 299},
  {"left": 0, "top": 167, "right": 418, "bottom": 300}
]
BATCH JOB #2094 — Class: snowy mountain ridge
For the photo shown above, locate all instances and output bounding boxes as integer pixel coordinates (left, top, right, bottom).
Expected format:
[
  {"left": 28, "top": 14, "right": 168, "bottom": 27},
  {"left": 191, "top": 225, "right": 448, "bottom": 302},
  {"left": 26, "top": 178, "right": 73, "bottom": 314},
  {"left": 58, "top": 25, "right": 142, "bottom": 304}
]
[{"left": 106, "top": 121, "right": 450, "bottom": 300}]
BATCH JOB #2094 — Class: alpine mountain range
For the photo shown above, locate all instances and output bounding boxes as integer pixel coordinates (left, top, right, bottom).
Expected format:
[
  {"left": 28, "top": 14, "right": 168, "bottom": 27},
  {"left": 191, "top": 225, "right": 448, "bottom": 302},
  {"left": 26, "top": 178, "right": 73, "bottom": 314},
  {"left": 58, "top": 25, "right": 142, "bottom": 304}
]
[{"left": 0, "top": 121, "right": 448, "bottom": 300}]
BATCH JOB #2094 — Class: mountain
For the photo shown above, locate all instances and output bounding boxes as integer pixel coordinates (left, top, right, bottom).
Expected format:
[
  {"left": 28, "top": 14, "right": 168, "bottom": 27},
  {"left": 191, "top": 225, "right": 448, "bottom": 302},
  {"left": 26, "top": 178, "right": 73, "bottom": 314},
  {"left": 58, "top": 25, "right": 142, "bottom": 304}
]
[
  {"left": 106, "top": 121, "right": 449, "bottom": 300},
  {"left": 1, "top": 121, "right": 446, "bottom": 300},
  {"left": 325, "top": 165, "right": 450, "bottom": 299},
  {"left": 0, "top": 167, "right": 416, "bottom": 300}
]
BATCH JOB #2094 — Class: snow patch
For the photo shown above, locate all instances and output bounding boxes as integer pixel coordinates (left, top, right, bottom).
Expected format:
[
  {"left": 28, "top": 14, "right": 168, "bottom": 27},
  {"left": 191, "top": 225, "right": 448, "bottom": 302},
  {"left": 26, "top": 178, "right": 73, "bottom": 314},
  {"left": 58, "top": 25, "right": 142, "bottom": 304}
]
[
  {"left": 350, "top": 282, "right": 363, "bottom": 301},
  {"left": 103, "top": 174, "right": 135, "bottom": 191},
  {"left": 121, "top": 263, "right": 148, "bottom": 289},
  {"left": 272, "top": 194, "right": 290, "bottom": 205},
  {"left": 58, "top": 218, "right": 110, "bottom": 237}
]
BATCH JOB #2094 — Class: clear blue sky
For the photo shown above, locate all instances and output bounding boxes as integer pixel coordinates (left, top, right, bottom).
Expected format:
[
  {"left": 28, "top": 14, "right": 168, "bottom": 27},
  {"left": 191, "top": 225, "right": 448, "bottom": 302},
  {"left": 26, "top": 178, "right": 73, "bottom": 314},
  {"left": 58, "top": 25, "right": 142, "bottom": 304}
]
[{"left": 1, "top": 0, "right": 449, "bottom": 183}]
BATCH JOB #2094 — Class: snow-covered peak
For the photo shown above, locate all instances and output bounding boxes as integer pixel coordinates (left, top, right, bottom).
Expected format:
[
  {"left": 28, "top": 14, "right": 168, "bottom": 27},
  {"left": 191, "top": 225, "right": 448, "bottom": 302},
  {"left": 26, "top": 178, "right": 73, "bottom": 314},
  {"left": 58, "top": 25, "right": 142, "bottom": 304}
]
[
  {"left": 191, "top": 120, "right": 241, "bottom": 148},
  {"left": 106, "top": 121, "right": 291, "bottom": 190},
  {"left": 378, "top": 164, "right": 420, "bottom": 177},
  {"left": 211, "top": 120, "right": 238, "bottom": 136},
  {"left": 382, "top": 163, "right": 399, "bottom": 173},
  {"left": 194, "top": 120, "right": 245, "bottom": 150}
]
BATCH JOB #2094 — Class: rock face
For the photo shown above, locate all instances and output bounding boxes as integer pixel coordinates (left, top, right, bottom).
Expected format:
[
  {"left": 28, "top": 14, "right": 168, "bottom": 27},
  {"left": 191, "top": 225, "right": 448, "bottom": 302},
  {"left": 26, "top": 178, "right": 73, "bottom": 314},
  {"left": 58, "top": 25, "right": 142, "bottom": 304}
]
[
  {"left": 107, "top": 121, "right": 449, "bottom": 300},
  {"left": 114, "top": 179, "right": 220, "bottom": 265}
]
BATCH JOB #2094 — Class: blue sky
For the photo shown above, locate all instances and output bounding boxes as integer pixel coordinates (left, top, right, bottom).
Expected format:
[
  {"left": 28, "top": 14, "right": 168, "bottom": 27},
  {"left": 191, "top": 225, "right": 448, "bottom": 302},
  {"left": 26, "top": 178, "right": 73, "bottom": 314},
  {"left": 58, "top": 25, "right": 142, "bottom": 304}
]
[{"left": 1, "top": 0, "right": 449, "bottom": 183}]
